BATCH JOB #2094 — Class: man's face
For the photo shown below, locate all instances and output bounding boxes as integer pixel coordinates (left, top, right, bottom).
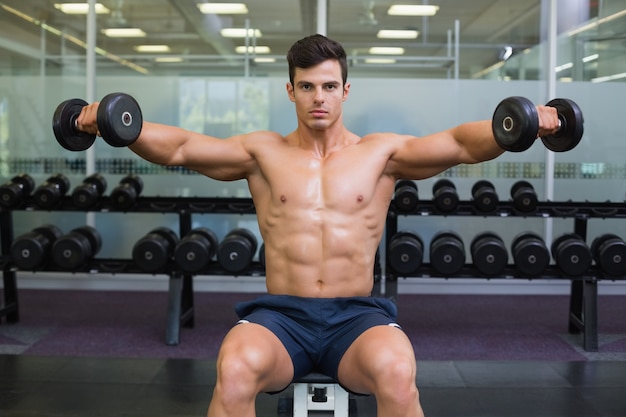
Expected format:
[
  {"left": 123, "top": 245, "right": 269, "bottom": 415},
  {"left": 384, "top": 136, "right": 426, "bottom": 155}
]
[{"left": 286, "top": 59, "right": 350, "bottom": 131}]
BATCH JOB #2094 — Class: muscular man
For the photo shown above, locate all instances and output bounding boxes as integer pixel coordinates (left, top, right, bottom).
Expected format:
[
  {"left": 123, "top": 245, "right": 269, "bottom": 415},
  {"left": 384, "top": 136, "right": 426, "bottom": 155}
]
[{"left": 77, "top": 34, "right": 559, "bottom": 417}]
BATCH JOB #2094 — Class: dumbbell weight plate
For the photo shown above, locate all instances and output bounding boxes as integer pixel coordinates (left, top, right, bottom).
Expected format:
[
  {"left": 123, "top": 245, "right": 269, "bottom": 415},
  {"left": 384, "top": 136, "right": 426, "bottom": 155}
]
[
  {"left": 110, "top": 175, "right": 143, "bottom": 209},
  {"left": 541, "top": 98, "right": 584, "bottom": 152},
  {"left": 511, "top": 232, "right": 549, "bottom": 277},
  {"left": 97, "top": 93, "right": 143, "bottom": 147},
  {"left": 133, "top": 227, "right": 178, "bottom": 272},
  {"left": 217, "top": 229, "right": 258, "bottom": 273},
  {"left": 394, "top": 180, "right": 418, "bottom": 212},
  {"left": 551, "top": 233, "right": 592, "bottom": 276},
  {"left": 429, "top": 231, "right": 465, "bottom": 276},
  {"left": 591, "top": 234, "right": 626, "bottom": 277},
  {"left": 510, "top": 180, "right": 538, "bottom": 212},
  {"left": 10, "top": 225, "right": 64, "bottom": 270},
  {"left": 387, "top": 231, "right": 423, "bottom": 275},
  {"left": 472, "top": 180, "right": 499, "bottom": 212},
  {"left": 492, "top": 96, "right": 538, "bottom": 152},
  {"left": 432, "top": 179, "right": 458, "bottom": 212},
  {"left": 470, "top": 231, "right": 508, "bottom": 276},
  {"left": 174, "top": 228, "right": 219, "bottom": 273},
  {"left": 52, "top": 98, "right": 97, "bottom": 151}
]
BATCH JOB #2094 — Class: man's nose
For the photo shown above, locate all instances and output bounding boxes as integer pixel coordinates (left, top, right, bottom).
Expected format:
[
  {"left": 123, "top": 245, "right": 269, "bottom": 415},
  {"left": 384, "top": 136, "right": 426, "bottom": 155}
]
[{"left": 313, "top": 87, "right": 325, "bottom": 102}]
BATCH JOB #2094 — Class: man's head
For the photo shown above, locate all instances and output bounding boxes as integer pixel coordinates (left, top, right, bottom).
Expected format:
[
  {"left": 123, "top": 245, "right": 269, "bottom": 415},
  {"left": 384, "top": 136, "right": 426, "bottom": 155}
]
[{"left": 287, "top": 34, "right": 348, "bottom": 86}]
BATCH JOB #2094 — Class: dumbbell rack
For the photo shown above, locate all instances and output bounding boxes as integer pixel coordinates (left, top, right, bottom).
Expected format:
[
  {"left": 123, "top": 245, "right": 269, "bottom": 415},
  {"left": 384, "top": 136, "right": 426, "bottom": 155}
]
[
  {"left": 0, "top": 195, "right": 267, "bottom": 345},
  {"left": 386, "top": 199, "right": 626, "bottom": 352}
]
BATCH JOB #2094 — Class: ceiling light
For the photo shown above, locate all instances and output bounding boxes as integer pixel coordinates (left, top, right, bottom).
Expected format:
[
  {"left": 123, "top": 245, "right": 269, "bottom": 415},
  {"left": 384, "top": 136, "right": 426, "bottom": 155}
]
[
  {"left": 101, "top": 28, "right": 146, "bottom": 38},
  {"left": 377, "top": 29, "right": 419, "bottom": 39},
  {"left": 220, "top": 28, "right": 262, "bottom": 38},
  {"left": 254, "top": 57, "right": 276, "bottom": 63},
  {"left": 582, "top": 54, "right": 599, "bottom": 63},
  {"left": 369, "top": 47, "right": 405, "bottom": 55},
  {"left": 365, "top": 58, "right": 397, "bottom": 64},
  {"left": 197, "top": 3, "right": 248, "bottom": 14},
  {"left": 134, "top": 45, "right": 170, "bottom": 53},
  {"left": 54, "top": 3, "right": 110, "bottom": 14},
  {"left": 388, "top": 4, "right": 440, "bottom": 16},
  {"left": 155, "top": 57, "right": 183, "bottom": 63},
  {"left": 236, "top": 45, "right": 270, "bottom": 54},
  {"left": 554, "top": 62, "right": 573, "bottom": 72}
]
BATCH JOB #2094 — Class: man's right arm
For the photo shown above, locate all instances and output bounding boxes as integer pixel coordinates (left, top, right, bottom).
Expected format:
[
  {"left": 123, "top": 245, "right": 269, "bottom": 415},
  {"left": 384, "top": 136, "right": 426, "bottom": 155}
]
[{"left": 76, "top": 102, "right": 256, "bottom": 181}]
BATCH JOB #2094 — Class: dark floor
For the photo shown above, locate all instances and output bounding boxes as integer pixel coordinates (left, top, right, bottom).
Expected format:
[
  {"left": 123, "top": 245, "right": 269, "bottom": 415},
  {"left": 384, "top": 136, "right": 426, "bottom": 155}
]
[{"left": 1, "top": 355, "right": 626, "bottom": 417}]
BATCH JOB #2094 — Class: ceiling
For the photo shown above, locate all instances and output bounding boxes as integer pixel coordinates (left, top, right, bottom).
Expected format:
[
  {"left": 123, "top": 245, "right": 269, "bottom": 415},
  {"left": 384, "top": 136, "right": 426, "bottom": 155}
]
[{"left": 0, "top": 0, "right": 565, "bottom": 78}]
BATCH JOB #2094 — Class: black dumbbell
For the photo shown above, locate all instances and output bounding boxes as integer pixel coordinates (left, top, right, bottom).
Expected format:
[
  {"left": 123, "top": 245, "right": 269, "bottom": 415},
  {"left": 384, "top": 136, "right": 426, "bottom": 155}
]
[
  {"left": 217, "top": 228, "right": 258, "bottom": 273},
  {"left": 52, "top": 93, "right": 143, "bottom": 151},
  {"left": 470, "top": 231, "right": 508, "bottom": 276},
  {"left": 71, "top": 173, "right": 107, "bottom": 209},
  {"left": 472, "top": 180, "right": 498, "bottom": 212},
  {"left": 511, "top": 232, "right": 550, "bottom": 277},
  {"left": 510, "top": 181, "right": 538, "bottom": 212},
  {"left": 10, "top": 224, "right": 63, "bottom": 270},
  {"left": 551, "top": 233, "right": 592, "bottom": 276},
  {"left": 51, "top": 225, "right": 102, "bottom": 269},
  {"left": 432, "top": 179, "right": 459, "bottom": 212},
  {"left": 492, "top": 96, "right": 584, "bottom": 152},
  {"left": 259, "top": 242, "right": 266, "bottom": 269},
  {"left": 591, "top": 234, "right": 626, "bottom": 277},
  {"left": 33, "top": 174, "right": 70, "bottom": 209},
  {"left": 387, "top": 231, "right": 423, "bottom": 275},
  {"left": 132, "top": 227, "right": 179, "bottom": 272},
  {"left": 174, "top": 227, "right": 219, "bottom": 273},
  {"left": 0, "top": 173, "right": 35, "bottom": 208},
  {"left": 394, "top": 180, "right": 418, "bottom": 212},
  {"left": 110, "top": 174, "right": 143, "bottom": 210},
  {"left": 429, "top": 231, "right": 465, "bottom": 276}
]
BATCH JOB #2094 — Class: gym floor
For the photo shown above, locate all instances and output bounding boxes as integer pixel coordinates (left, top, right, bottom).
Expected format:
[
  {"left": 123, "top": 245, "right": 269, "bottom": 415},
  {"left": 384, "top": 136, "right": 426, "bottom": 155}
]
[{"left": 1, "top": 355, "right": 625, "bottom": 417}]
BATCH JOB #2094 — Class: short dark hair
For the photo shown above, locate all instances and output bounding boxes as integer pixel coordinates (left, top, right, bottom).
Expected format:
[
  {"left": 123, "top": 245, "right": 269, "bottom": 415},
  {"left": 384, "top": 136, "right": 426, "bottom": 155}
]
[{"left": 286, "top": 34, "right": 348, "bottom": 86}]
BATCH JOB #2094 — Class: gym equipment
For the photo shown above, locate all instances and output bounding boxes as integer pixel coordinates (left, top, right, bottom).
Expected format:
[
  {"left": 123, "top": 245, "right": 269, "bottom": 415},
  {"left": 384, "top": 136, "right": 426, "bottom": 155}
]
[
  {"left": 110, "top": 174, "right": 143, "bottom": 209},
  {"left": 510, "top": 180, "right": 538, "bottom": 212},
  {"left": 259, "top": 242, "right": 266, "bottom": 269},
  {"left": 511, "top": 232, "right": 550, "bottom": 277},
  {"left": 0, "top": 173, "right": 35, "bottom": 208},
  {"left": 217, "top": 228, "right": 258, "bottom": 273},
  {"left": 387, "top": 231, "right": 423, "bottom": 275},
  {"left": 471, "top": 180, "right": 499, "bottom": 212},
  {"left": 10, "top": 224, "right": 63, "bottom": 270},
  {"left": 51, "top": 226, "right": 102, "bottom": 269},
  {"left": 291, "top": 372, "right": 350, "bottom": 417},
  {"left": 71, "top": 173, "right": 107, "bottom": 209},
  {"left": 32, "top": 174, "right": 70, "bottom": 209},
  {"left": 429, "top": 231, "right": 465, "bottom": 276},
  {"left": 470, "top": 231, "right": 508, "bottom": 276},
  {"left": 432, "top": 179, "right": 458, "bottom": 212},
  {"left": 551, "top": 233, "right": 592, "bottom": 276},
  {"left": 132, "top": 227, "right": 179, "bottom": 272},
  {"left": 394, "top": 180, "right": 418, "bottom": 212},
  {"left": 53, "top": 93, "right": 142, "bottom": 151},
  {"left": 492, "top": 96, "right": 584, "bottom": 152},
  {"left": 174, "top": 227, "right": 219, "bottom": 273},
  {"left": 591, "top": 234, "right": 626, "bottom": 277}
]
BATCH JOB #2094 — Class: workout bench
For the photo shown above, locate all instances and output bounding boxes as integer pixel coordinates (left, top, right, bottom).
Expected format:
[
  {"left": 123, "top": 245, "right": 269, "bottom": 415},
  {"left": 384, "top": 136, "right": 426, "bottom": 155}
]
[{"left": 287, "top": 372, "right": 351, "bottom": 417}]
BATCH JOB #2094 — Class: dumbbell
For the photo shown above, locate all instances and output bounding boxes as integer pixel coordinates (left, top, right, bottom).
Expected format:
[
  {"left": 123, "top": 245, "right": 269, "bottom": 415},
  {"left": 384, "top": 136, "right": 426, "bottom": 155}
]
[
  {"left": 217, "top": 228, "right": 258, "bottom": 273},
  {"left": 10, "top": 224, "right": 63, "bottom": 269},
  {"left": 0, "top": 173, "right": 35, "bottom": 208},
  {"left": 551, "top": 233, "right": 592, "bottom": 276},
  {"left": 470, "top": 231, "right": 508, "bottom": 276},
  {"left": 492, "top": 96, "right": 584, "bottom": 152},
  {"left": 591, "top": 234, "right": 626, "bottom": 277},
  {"left": 432, "top": 179, "right": 459, "bottom": 212},
  {"left": 33, "top": 174, "right": 70, "bottom": 209},
  {"left": 52, "top": 93, "right": 143, "bottom": 151},
  {"left": 259, "top": 242, "right": 266, "bottom": 269},
  {"left": 71, "top": 173, "right": 107, "bottom": 209},
  {"left": 110, "top": 174, "right": 143, "bottom": 209},
  {"left": 132, "top": 227, "right": 179, "bottom": 272},
  {"left": 429, "top": 231, "right": 465, "bottom": 276},
  {"left": 394, "top": 180, "right": 418, "bottom": 212},
  {"left": 174, "top": 228, "right": 219, "bottom": 273},
  {"left": 510, "top": 181, "right": 538, "bottom": 213},
  {"left": 472, "top": 180, "right": 498, "bottom": 212},
  {"left": 511, "top": 232, "right": 550, "bottom": 277},
  {"left": 387, "top": 231, "right": 423, "bottom": 275},
  {"left": 51, "top": 225, "right": 102, "bottom": 269}
]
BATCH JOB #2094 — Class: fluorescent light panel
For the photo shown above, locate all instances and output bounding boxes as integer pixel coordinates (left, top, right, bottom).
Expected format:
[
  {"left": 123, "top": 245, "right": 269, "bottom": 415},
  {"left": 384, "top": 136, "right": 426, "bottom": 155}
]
[
  {"left": 365, "top": 58, "right": 396, "bottom": 64},
  {"left": 377, "top": 29, "right": 419, "bottom": 39},
  {"left": 236, "top": 46, "right": 270, "bottom": 54},
  {"left": 54, "top": 3, "right": 110, "bottom": 14},
  {"left": 101, "top": 28, "right": 146, "bottom": 38},
  {"left": 369, "top": 47, "right": 405, "bottom": 55},
  {"left": 388, "top": 4, "right": 439, "bottom": 16},
  {"left": 197, "top": 3, "right": 248, "bottom": 14},
  {"left": 254, "top": 57, "right": 276, "bottom": 63},
  {"left": 220, "top": 28, "right": 262, "bottom": 38},
  {"left": 155, "top": 57, "right": 183, "bottom": 63},
  {"left": 135, "top": 45, "right": 170, "bottom": 52}
]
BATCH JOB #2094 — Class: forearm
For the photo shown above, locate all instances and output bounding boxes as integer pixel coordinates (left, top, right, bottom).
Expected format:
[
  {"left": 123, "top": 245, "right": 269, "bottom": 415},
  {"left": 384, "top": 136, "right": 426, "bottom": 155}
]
[{"left": 450, "top": 120, "right": 505, "bottom": 164}]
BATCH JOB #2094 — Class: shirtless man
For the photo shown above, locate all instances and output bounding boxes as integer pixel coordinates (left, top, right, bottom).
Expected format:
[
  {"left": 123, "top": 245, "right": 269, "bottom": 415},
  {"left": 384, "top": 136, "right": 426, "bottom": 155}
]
[{"left": 76, "top": 34, "right": 560, "bottom": 417}]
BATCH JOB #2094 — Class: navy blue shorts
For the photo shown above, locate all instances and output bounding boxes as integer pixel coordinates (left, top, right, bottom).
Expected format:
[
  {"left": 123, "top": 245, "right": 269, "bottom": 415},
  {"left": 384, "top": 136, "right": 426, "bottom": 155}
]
[{"left": 234, "top": 295, "right": 400, "bottom": 382}]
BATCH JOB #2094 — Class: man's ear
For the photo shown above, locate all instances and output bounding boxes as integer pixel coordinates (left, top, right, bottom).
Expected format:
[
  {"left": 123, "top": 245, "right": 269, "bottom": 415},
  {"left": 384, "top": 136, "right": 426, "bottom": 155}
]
[
  {"left": 342, "top": 82, "right": 351, "bottom": 101},
  {"left": 286, "top": 82, "right": 296, "bottom": 102}
]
